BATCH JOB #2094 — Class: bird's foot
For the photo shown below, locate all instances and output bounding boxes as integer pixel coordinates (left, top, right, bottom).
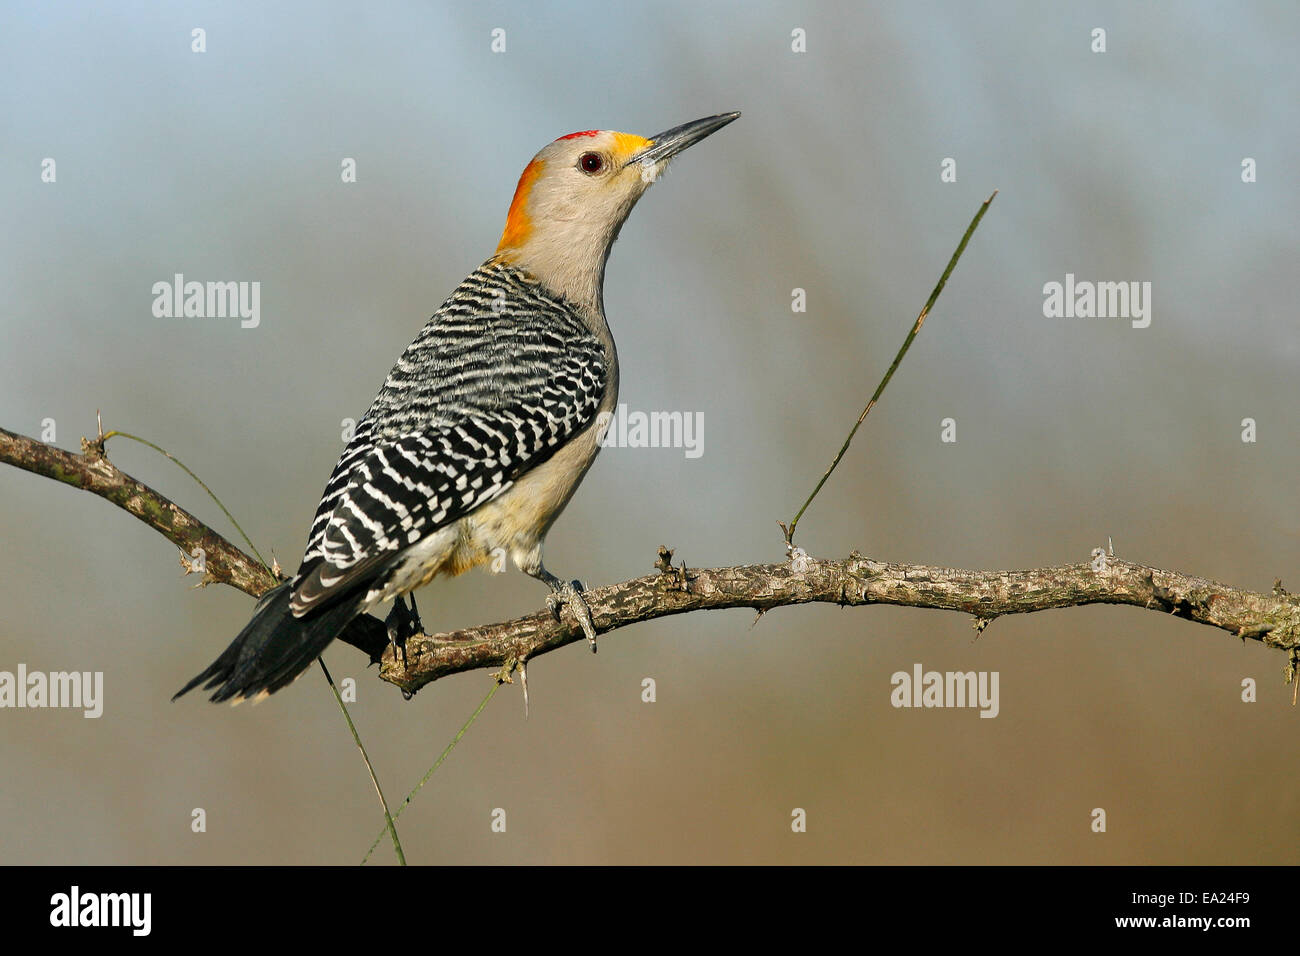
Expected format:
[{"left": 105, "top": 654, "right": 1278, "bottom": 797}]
[
  {"left": 546, "top": 579, "right": 598, "bottom": 652},
  {"left": 385, "top": 595, "right": 423, "bottom": 667}
]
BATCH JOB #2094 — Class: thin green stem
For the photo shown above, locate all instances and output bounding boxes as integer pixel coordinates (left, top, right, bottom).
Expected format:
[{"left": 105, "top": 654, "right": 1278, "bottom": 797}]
[
  {"left": 100, "top": 429, "right": 271, "bottom": 570},
  {"left": 96, "top": 423, "right": 402, "bottom": 863},
  {"left": 361, "top": 679, "right": 502, "bottom": 865},
  {"left": 319, "top": 659, "right": 406, "bottom": 866},
  {"left": 784, "top": 190, "right": 998, "bottom": 545}
]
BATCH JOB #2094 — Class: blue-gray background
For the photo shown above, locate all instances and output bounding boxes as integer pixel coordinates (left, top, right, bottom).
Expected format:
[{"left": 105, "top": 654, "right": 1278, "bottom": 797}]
[{"left": 1, "top": 1, "right": 1296, "bottom": 863}]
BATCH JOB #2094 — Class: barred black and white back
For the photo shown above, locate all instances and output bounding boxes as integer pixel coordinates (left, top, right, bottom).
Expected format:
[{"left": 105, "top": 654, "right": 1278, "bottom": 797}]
[
  {"left": 295, "top": 259, "right": 608, "bottom": 610},
  {"left": 175, "top": 258, "right": 611, "bottom": 702}
]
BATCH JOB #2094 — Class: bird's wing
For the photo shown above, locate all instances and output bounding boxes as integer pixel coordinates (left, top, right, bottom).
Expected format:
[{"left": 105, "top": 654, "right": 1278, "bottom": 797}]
[{"left": 289, "top": 262, "right": 608, "bottom": 615}]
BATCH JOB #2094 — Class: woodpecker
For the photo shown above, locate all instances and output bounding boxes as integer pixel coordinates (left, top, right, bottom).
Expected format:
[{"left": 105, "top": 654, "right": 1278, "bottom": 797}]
[{"left": 175, "top": 112, "right": 740, "bottom": 703}]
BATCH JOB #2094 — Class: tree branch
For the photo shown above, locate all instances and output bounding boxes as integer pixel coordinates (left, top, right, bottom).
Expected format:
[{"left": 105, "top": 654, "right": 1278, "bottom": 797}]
[
  {"left": 1, "top": 425, "right": 276, "bottom": 596},
  {"left": 0, "top": 425, "right": 391, "bottom": 661},
  {"left": 4, "top": 426, "right": 1297, "bottom": 699},
  {"left": 380, "top": 547, "right": 1300, "bottom": 695}
]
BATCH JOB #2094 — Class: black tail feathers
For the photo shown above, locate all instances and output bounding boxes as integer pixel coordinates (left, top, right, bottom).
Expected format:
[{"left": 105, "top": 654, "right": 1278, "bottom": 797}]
[{"left": 174, "top": 581, "right": 364, "bottom": 703}]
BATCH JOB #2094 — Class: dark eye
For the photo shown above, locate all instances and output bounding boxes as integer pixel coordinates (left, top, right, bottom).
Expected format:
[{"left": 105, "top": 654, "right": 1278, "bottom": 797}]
[{"left": 579, "top": 152, "right": 604, "bottom": 174}]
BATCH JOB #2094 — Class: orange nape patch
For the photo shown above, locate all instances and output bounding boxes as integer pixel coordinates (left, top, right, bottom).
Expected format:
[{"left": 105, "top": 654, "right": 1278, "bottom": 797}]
[{"left": 498, "top": 157, "right": 543, "bottom": 251}]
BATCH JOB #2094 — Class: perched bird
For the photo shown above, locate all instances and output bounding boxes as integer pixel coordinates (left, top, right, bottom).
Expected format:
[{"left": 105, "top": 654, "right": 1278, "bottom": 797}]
[{"left": 176, "top": 112, "right": 740, "bottom": 703}]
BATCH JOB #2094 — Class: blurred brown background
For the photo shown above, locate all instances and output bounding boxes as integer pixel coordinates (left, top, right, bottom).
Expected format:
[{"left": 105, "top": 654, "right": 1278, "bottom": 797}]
[{"left": 1, "top": 1, "right": 1297, "bottom": 864}]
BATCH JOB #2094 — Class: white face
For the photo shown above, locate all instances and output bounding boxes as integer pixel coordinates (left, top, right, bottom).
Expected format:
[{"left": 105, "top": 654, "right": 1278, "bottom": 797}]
[
  {"left": 495, "top": 131, "right": 663, "bottom": 305},
  {"left": 522, "top": 131, "right": 657, "bottom": 231}
]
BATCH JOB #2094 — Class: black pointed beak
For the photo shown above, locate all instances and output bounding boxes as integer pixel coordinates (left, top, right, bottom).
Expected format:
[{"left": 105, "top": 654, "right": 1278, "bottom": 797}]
[{"left": 626, "top": 112, "right": 741, "bottom": 168}]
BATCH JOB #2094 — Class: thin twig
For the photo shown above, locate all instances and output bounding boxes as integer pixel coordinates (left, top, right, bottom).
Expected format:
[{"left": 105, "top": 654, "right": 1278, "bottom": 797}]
[
  {"left": 361, "top": 679, "right": 502, "bottom": 865},
  {"left": 101, "top": 429, "right": 271, "bottom": 570},
  {"left": 319, "top": 659, "right": 406, "bottom": 866},
  {"left": 783, "top": 191, "right": 998, "bottom": 546},
  {"left": 100, "top": 427, "right": 404, "bottom": 862}
]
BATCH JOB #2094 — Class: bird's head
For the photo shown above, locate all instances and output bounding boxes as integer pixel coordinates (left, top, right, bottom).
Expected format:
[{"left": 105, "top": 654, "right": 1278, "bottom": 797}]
[{"left": 495, "top": 112, "right": 740, "bottom": 309}]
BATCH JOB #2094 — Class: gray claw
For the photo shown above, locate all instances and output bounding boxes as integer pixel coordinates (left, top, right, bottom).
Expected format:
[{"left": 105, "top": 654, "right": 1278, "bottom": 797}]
[
  {"left": 570, "top": 582, "right": 599, "bottom": 652},
  {"left": 558, "top": 580, "right": 598, "bottom": 651}
]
